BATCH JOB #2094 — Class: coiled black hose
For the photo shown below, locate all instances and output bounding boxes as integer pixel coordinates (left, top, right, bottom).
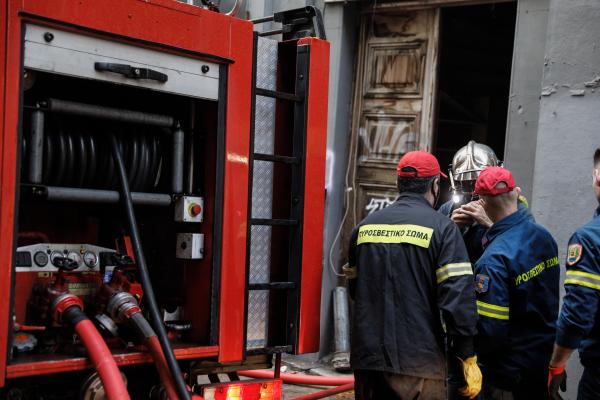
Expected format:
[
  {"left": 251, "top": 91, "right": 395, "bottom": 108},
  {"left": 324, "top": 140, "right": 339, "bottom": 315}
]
[
  {"left": 107, "top": 133, "right": 191, "bottom": 400},
  {"left": 28, "top": 115, "right": 162, "bottom": 192}
]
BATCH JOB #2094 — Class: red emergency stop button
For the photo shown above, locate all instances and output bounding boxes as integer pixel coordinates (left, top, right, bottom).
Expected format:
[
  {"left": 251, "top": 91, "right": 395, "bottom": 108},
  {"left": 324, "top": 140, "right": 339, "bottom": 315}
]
[{"left": 189, "top": 203, "right": 202, "bottom": 217}]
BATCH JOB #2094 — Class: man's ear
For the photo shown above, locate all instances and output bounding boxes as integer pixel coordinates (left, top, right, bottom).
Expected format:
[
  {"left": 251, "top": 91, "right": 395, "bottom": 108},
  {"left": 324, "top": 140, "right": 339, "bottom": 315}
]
[
  {"left": 594, "top": 169, "right": 600, "bottom": 187},
  {"left": 516, "top": 187, "right": 522, "bottom": 202},
  {"left": 433, "top": 178, "right": 440, "bottom": 194}
]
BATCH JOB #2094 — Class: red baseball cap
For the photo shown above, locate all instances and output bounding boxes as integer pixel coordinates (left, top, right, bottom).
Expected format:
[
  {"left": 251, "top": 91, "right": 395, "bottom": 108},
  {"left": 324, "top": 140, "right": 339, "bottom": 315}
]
[
  {"left": 396, "top": 151, "right": 447, "bottom": 178},
  {"left": 475, "top": 167, "right": 516, "bottom": 196}
]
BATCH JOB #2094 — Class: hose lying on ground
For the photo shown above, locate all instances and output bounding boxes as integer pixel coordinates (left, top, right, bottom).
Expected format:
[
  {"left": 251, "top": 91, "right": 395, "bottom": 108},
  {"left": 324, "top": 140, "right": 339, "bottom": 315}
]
[
  {"left": 293, "top": 382, "right": 355, "bottom": 400},
  {"left": 237, "top": 370, "right": 354, "bottom": 386}
]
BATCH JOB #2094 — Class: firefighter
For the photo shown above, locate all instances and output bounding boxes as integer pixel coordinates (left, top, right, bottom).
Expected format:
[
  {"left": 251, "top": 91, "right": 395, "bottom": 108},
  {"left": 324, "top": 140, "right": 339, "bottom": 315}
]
[
  {"left": 438, "top": 141, "right": 535, "bottom": 263},
  {"left": 548, "top": 149, "right": 600, "bottom": 400},
  {"left": 345, "top": 151, "right": 481, "bottom": 400},
  {"left": 471, "top": 167, "right": 560, "bottom": 399}
]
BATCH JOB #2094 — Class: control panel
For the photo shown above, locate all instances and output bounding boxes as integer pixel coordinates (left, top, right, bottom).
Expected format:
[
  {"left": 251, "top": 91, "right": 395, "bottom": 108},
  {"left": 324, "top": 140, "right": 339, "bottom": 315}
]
[{"left": 15, "top": 243, "right": 117, "bottom": 273}]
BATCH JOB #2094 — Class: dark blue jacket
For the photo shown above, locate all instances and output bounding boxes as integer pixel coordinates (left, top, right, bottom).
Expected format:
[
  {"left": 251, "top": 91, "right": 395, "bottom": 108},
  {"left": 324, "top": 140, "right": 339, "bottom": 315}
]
[
  {"left": 473, "top": 211, "right": 560, "bottom": 380},
  {"left": 438, "top": 198, "right": 536, "bottom": 263},
  {"left": 556, "top": 207, "right": 600, "bottom": 359}
]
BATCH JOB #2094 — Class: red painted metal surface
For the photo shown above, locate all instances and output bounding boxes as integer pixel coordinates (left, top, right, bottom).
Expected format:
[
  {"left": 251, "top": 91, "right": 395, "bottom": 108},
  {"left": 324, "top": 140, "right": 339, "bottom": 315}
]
[
  {"left": 217, "top": 16, "right": 253, "bottom": 363},
  {"left": 21, "top": 0, "right": 232, "bottom": 61},
  {"left": 297, "top": 38, "right": 330, "bottom": 354},
  {"left": 0, "top": 0, "right": 25, "bottom": 388},
  {"left": 6, "top": 345, "right": 219, "bottom": 379},
  {"left": 185, "top": 101, "right": 218, "bottom": 345},
  {"left": 0, "top": 0, "right": 254, "bottom": 386},
  {"left": 0, "top": 0, "right": 329, "bottom": 388}
]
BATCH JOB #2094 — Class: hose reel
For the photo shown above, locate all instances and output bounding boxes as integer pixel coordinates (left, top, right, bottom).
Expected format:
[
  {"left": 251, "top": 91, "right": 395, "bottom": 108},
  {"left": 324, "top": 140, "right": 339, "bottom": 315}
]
[
  {"left": 23, "top": 115, "right": 163, "bottom": 192},
  {"left": 22, "top": 99, "right": 186, "bottom": 204}
]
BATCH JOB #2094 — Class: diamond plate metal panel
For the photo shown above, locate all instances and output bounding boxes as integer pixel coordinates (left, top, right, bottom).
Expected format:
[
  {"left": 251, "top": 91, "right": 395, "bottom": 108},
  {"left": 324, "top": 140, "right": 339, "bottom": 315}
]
[{"left": 247, "top": 37, "right": 278, "bottom": 349}]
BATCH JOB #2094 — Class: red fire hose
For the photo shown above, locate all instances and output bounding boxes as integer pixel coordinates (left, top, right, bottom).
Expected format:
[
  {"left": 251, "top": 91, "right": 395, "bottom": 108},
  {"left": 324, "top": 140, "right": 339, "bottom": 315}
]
[
  {"left": 146, "top": 336, "right": 181, "bottom": 400},
  {"left": 237, "top": 370, "right": 354, "bottom": 386},
  {"left": 73, "top": 319, "right": 130, "bottom": 400},
  {"left": 292, "top": 382, "right": 355, "bottom": 400},
  {"left": 18, "top": 231, "right": 50, "bottom": 243}
]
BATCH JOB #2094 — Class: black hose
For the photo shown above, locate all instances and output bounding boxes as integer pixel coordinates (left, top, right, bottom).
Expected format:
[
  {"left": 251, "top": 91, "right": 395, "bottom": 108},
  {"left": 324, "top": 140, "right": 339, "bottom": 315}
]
[
  {"left": 62, "top": 305, "right": 88, "bottom": 327},
  {"left": 165, "top": 322, "right": 193, "bottom": 332},
  {"left": 38, "top": 118, "right": 161, "bottom": 192},
  {"left": 107, "top": 133, "right": 192, "bottom": 400}
]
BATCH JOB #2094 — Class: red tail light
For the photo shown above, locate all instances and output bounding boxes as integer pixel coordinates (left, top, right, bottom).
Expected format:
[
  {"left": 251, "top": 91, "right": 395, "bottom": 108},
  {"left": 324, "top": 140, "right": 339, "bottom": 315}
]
[{"left": 199, "top": 379, "right": 282, "bottom": 400}]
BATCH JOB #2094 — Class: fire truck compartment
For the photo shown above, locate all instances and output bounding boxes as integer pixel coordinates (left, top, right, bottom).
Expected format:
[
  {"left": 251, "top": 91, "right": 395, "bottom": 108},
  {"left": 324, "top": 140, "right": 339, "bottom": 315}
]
[
  {"left": 1, "top": 3, "right": 329, "bottom": 397},
  {"left": 24, "top": 24, "right": 220, "bottom": 100}
]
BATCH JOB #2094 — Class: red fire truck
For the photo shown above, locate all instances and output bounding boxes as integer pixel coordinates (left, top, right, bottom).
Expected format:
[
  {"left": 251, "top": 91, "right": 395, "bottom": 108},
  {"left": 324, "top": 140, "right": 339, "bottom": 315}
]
[{"left": 0, "top": 1, "right": 329, "bottom": 398}]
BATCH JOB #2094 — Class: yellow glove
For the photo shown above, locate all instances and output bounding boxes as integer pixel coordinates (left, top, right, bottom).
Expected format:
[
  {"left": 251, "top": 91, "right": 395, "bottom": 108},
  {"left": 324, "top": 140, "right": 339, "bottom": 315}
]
[{"left": 457, "top": 355, "right": 482, "bottom": 399}]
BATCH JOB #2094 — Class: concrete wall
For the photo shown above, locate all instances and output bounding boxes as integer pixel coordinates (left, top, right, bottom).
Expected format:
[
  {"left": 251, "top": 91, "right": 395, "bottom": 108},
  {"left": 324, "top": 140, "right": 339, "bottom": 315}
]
[
  {"left": 504, "top": 0, "right": 549, "bottom": 204},
  {"left": 314, "top": 1, "right": 358, "bottom": 360},
  {"left": 531, "top": 0, "right": 600, "bottom": 397}
]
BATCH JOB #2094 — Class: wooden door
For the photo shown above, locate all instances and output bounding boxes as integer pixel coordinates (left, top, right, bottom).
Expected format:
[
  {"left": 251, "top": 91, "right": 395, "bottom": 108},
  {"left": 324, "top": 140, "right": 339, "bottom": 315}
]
[{"left": 339, "top": 8, "right": 440, "bottom": 270}]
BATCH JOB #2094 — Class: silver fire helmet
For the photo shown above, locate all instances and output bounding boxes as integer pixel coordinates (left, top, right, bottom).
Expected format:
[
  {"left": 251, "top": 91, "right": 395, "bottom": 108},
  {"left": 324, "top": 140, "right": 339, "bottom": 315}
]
[
  {"left": 449, "top": 140, "right": 502, "bottom": 195},
  {"left": 452, "top": 141, "right": 500, "bottom": 181}
]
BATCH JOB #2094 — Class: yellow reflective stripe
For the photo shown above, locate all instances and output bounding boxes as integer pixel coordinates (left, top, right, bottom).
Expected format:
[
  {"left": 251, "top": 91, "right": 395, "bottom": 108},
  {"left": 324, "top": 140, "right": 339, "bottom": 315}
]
[
  {"left": 478, "top": 310, "right": 510, "bottom": 320},
  {"left": 342, "top": 264, "right": 357, "bottom": 279},
  {"left": 565, "top": 270, "right": 600, "bottom": 290},
  {"left": 565, "top": 280, "right": 600, "bottom": 290},
  {"left": 476, "top": 301, "right": 509, "bottom": 312},
  {"left": 477, "top": 301, "right": 509, "bottom": 320},
  {"left": 436, "top": 263, "right": 472, "bottom": 283},
  {"left": 357, "top": 224, "right": 433, "bottom": 248},
  {"left": 566, "top": 270, "right": 600, "bottom": 279}
]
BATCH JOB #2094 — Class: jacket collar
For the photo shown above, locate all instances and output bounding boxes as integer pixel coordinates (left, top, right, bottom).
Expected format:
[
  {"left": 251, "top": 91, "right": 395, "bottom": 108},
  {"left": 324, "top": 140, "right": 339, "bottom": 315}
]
[
  {"left": 397, "top": 191, "right": 434, "bottom": 209},
  {"left": 482, "top": 210, "right": 525, "bottom": 250}
]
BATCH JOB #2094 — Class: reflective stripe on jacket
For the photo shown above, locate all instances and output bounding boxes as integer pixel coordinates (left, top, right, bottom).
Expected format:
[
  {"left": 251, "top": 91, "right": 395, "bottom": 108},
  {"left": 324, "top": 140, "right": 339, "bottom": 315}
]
[
  {"left": 348, "top": 191, "right": 477, "bottom": 379},
  {"left": 556, "top": 207, "right": 600, "bottom": 358},
  {"left": 474, "top": 211, "right": 559, "bottom": 380}
]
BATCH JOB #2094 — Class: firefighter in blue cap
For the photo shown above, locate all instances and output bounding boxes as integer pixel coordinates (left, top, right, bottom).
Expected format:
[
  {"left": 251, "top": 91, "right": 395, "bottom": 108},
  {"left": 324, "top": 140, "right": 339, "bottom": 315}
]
[
  {"left": 472, "top": 167, "right": 560, "bottom": 399},
  {"left": 548, "top": 148, "right": 600, "bottom": 400}
]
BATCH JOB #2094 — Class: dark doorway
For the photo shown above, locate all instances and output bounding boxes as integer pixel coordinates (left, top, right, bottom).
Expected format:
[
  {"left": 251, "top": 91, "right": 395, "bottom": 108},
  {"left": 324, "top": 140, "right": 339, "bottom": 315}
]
[{"left": 434, "top": 2, "right": 517, "bottom": 205}]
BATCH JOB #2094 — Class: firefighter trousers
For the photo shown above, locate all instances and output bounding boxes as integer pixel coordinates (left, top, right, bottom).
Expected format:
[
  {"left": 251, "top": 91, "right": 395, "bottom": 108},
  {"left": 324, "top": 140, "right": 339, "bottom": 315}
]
[
  {"left": 477, "top": 370, "right": 548, "bottom": 400},
  {"left": 578, "top": 358, "right": 600, "bottom": 400},
  {"left": 354, "top": 369, "right": 445, "bottom": 400}
]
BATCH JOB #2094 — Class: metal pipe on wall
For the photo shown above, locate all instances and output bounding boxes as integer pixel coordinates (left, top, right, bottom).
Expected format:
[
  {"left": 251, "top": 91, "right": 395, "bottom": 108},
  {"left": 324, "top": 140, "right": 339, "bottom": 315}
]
[
  {"left": 47, "top": 98, "right": 175, "bottom": 128},
  {"left": 28, "top": 109, "right": 44, "bottom": 184},
  {"left": 332, "top": 286, "right": 350, "bottom": 371},
  {"left": 186, "top": 100, "right": 196, "bottom": 194},
  {"left": 45, "top": 186, "right": 171, "bottom": 206},
  {"left": 172, "top": 128, "right": 184, "bottom": 194}
]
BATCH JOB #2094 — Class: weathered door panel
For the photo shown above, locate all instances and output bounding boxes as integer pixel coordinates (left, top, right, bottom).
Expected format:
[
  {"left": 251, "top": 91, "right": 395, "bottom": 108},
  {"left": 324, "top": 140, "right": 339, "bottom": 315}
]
[{"left": 338, "top": 9, "right": 440, "bottom": 271}]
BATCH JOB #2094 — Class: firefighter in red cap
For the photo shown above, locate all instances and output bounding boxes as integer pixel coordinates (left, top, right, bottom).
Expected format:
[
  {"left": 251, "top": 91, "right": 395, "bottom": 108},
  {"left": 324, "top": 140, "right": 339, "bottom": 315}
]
[
  {"left": 345, "top": 151, "right": 481, "bottom": 400},
  {"left": 471, "top": 167, "right": 560, "bottom": 399}
]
